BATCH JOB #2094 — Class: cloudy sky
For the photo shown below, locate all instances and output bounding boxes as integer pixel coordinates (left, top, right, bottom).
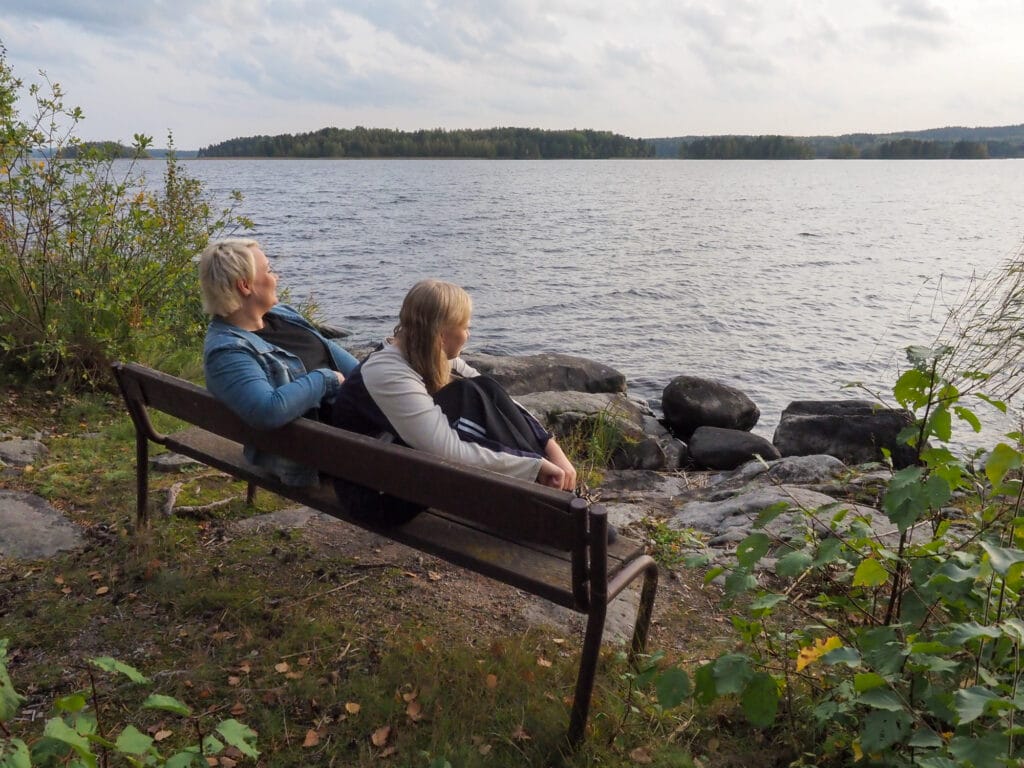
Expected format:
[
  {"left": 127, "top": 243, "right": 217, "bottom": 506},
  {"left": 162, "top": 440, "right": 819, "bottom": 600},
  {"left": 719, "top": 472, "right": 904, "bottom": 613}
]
[{"left": 2, "top": 0, "right": 1022, "bottom": 150}]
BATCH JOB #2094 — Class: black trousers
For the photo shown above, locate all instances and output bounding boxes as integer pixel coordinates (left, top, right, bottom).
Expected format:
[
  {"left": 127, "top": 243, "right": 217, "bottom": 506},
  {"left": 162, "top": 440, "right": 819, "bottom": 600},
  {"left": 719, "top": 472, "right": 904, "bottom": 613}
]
[{"left": 335, "top": 376, "right": 546, "bottom": 526}]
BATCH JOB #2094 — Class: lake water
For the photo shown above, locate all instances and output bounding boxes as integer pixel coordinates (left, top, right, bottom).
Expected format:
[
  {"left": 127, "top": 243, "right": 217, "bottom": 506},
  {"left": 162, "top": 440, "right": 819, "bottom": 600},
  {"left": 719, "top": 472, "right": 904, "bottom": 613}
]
[{"left": 148, "top": 158, "right": 1024, "bottom": 440}]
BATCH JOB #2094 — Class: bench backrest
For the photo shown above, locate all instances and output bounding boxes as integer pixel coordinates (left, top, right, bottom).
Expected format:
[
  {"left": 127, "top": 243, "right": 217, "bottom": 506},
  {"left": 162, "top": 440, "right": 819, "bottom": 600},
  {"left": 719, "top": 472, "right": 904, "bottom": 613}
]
[{"left": 112, "top": 362, "right": 581, "bottom": 550}]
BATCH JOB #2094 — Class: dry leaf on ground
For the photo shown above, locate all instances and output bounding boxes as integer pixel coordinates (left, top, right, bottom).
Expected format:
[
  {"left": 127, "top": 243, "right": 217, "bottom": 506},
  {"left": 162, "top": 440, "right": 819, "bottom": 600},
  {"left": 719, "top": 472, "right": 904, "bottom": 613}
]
[
  {"left": 371, "top": 725, "right": 392, "bottom": 747},
  {"left": 302, "top": 730, "right": 320, "bottom": 748},
  {"left": 345, "top": 702, "right": 361, "bottom": 714}
]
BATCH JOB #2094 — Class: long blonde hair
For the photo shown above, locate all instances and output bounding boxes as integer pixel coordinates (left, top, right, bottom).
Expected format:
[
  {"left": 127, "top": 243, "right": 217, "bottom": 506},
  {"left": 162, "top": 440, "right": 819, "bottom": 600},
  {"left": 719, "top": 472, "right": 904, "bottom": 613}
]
[{"left": 396, "top": 279, "right": 472, "bottom": 394}]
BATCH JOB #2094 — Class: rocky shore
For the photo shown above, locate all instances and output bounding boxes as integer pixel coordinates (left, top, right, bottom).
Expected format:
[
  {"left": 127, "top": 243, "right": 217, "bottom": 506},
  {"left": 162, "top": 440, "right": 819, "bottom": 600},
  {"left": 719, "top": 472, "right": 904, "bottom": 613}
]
[{"left": 1, "top": 351, "right": 913, "bottom": 564}]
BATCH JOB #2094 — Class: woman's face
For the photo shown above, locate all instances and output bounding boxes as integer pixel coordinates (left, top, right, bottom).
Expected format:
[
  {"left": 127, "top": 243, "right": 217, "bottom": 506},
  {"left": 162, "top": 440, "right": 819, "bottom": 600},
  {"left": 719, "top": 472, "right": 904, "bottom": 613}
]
[
  {"left": 247, "top": 247, "right": 279, "bottom": 313},
  {"left": 440, "top": 315, "right": 471, "bottom": 359}
]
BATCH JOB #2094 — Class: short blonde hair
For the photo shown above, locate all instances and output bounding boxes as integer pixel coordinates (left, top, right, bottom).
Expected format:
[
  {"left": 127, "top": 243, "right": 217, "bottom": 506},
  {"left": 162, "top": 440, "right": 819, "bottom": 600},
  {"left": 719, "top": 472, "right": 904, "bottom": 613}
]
[
  {"left": 397, "top": 279, "right": 472, "bottom": 394},
  {"left": 198, "top": 238, "right": 260, "bottom": 316}
]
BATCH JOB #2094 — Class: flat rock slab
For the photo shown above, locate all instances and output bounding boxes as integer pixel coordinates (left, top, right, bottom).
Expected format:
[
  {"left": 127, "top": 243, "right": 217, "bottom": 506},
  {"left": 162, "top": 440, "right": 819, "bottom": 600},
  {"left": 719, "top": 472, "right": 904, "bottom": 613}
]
[
  {"left": 0, "top": 439, "right": 47, "bottom": 467},
  {"left": 0, "top": 490, "right": 85, "bottom": 559},
  {"left": 229, "top": 507, "right": 333, "bottom": 534}
]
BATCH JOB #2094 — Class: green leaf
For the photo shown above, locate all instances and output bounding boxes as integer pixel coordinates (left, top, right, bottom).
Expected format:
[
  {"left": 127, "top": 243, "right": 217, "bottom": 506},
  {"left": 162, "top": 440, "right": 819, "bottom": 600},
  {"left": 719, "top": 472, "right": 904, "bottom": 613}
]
[
  {"left": 693, "top": 663, "right": 717, "bottom": 706},
  {"left": 655, "top": 667, "right": 692, "bottom": 709},
  {"left": 43, "top": 718, "right": 96, "bottom": 767},
  {"left": 741, "top": 672, "right": 778, "bottom": 728},
  {"left": 0, "top": 639, "right": 25, "bottom": 721},
  {"left": 928, "top": 406, "right": 952, "bottom": 442},
  {"left": 713, "top": 654, "right": 753, "bottom": 695},
  {"left": 736, "top": 533, "right": 772, "bottom": 568},
  {"left": 975, "top": 392, "right": 1008, "bottom": 414},
  {"left": 853, "top": 672, "right": 888, "bottom": 692},
  {"left": 852, "top": 558, "right": 889, "bottom": 587},
  {"left": 985, "top": 443, "right": 1022, "bottom": 488},
  {"left": 703, "top": 566, "right": 724, "bottom": 585},
  {"left": 142, "top": 694, "right": 191, "bottom": 716},
  {"left": 821, "top": 646, "right": 862, "bottom": 667},
  {"left": 748, "top": 593, "right": 786, "bottom": 616},
  {"left": 724, "top": 569, "right": 756, "bottom": 597},
  {"left": 947, "top": 732, "right": 1008, "bottom": 766},
  {"left": 953, "top": 405, "right": 982, "bottom": 432},
  {"left": 907, "top": 729, "right": 944, "bottom": 748},
  {"left": 980, "top": 540, "right": 1024, "bottom": 576},
  {"left": 812, "top": 537, "right": 845, "bottom": 567},
  {"left": 215, "top": 719, "right": 259, "bottom": 759},
  {"left": 893, "top": 367, "right": 932, "bottom": 408},
  {"left": 945, "top": 622, "right": 1002, "bottom": 645},
  {"left": 0, "top": 739, "right": 31, "bottom": 768},
  {"left": 952, "top": 686, "right": 1001, "bottom": 724},
  {"left": 754, "top": 501, "right": 792, "bottom": 528},
  {"left": 857, "top": 688, "right": 904, "bottom": 711},
  {"left": 165, "top": 750, "right": 202, "bottom": 768},
  {"left": 859, "top": 709, "right": 912, "bottom": 752},
  {"left": 776, "top": 549, "right": 812, "bottom": 577},
  {"left": 114, "top": 725, "right": 153, "bottom": 756},
  {"left": 1001, "top": 618, "right": 1024, "bottom": 643},
  {"left": 54, "top": 694, "right": 88, "bottom": 713},
  {"left": 89, "top": 657, "right": 149, "bottom": 684}
]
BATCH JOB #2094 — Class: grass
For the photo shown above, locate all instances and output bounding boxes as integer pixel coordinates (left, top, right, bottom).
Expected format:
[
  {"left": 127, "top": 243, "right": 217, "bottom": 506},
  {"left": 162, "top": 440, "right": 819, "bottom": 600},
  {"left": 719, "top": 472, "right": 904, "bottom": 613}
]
[{"left": 0, "top": 386, "right": 788, "bottom": 767}]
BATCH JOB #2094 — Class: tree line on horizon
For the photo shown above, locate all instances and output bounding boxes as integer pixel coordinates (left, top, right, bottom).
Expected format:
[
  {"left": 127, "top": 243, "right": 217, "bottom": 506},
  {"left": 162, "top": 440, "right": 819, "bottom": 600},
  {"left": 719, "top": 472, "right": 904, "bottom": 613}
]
[{"left": 198, "top": 126, "right": 654, "bottom": 159}]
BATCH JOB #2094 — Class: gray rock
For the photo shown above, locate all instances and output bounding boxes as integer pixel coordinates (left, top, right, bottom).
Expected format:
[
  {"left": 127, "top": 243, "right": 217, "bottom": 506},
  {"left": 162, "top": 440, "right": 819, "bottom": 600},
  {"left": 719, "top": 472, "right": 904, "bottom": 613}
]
[
  {"left": 715, "top": 454, "right": 848, "bottom": 487},
  {"left": 464, "top": 352, "right": 626, "bottom": 395},
  {"left": 0, "top": 490, "right": 85, "bottom": 558},
  {"left": 151, "top": 452, "right": 202, "bottom": 472},
  {"left": 0, "top": 439, "right": 47, "bottom": 467},
  {"left": 661, "top": 375, "right": 760, "bottom": 440},
  {"left": 688, "top": 426, "right": 781, "bottom": 470},
  {"left": 773, "top": 400, "right": 917, "bottom": 469}
]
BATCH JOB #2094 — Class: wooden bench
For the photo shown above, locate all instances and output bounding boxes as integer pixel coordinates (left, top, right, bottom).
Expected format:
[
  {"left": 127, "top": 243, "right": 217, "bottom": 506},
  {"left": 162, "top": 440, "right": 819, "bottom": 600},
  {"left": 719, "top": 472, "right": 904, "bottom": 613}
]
[{"left": 111, "top": 361, "right": 659, "bottom": 746}]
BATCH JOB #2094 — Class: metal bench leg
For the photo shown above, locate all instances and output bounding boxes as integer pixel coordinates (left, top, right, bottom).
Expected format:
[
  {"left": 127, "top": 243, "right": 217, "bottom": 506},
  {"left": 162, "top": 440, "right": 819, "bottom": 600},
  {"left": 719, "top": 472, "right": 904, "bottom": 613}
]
[
  {"left": 568, "top": 603, "right": 607, "bottom": 747},
  {"left": 135, "top": 430, "right": 149, "bottom": 529},
  {"left": 246, "top": 481, "right": 257, "bottom": 506},
  {"left": 629, "top": 560, "right": 659, "bottom": 665}
]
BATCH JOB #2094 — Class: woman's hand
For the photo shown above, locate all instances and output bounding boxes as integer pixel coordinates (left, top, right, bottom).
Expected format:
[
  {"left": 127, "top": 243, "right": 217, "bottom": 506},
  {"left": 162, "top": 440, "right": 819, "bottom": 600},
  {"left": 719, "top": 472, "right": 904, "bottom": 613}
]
[
  {"left": 536, "top": 458, "right": 566, "bottom": 489},
  {"left": 544, "top": 439, "right": 578, "bottom": 491},
  {"left": 334, "top": 371, "right": 346, "bottom": 385}
]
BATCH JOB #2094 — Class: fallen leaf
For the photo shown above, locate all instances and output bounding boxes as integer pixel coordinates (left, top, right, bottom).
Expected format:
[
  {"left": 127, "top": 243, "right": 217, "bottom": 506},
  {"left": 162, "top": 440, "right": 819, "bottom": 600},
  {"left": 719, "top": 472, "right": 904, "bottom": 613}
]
[
  {"left": 229, "top": 702, "right": 246, "bottom": 716},
  {"left": 401, "top": 689, "right": 417, "bottom": 703},
  {"left": 153, "top": 730, "right": 173, "bottom": 742},
  {"left": 219, "top": 758, "right": 237, "bottom": 768},
  {"left": 54, "top": 575, "right": 64, "bottom": 585},
  {"left": 552, "top": 638, "right": 565, "bottom": 645},
  {"left": 478, "top": 744, "right": 492, "bottom": 756},
  {"left": 406, "top": 700, "right": 423, "bottom": 722},
  {"left": 198, "top": 688, "right": 214, "bottom": 700},
  {"left": 511, "top": 724, "right": 531, "bottom": 742},
  {"left": 285, "top": 671, "right": 304, "bottom": 680},
  {"left": 371, "top": 725, "right": 391, "bottom": 747},
  {"left": 95, "top": 586, "right": 109, "bottom": 596},
  {"left": 379, "top": 746, "right": 398, "bottom": 758},
  {"left": 211, "top": 631, "right": 235, "bottom": 642},
  {"left": 345, "top": 702, "right": 361, "bottom": 714},
  {"left": 89, "top": 571, "right": 102, "bottom": 581},
  {"left": 227, "top": 676, "right": 241, "bottom": 687},
  {"left": 275, "top": 662, "right": 291, "bottom": 674},
  {"left": 485, "top": 674, "right": 498, "bottom": 689},
  {"left": 298, "top": 656, "right": 311, "bottom": 666},
  {"left": 427, "top": 571, "right": 442, "bottom": 581},
  {"left": 536, "top": 656, "right": 552, "bottom": 668},
  {"left": 707, "top": 737, "right": 720, "bottom": 752},
  {"left": 238, "top": 661, "right": 251, "bottom": 674},
  {"left": 205, "top": 758, "right": 218, "bottom": 767},
  {"left": 302, "top": 730, "right": 320, "bottom": 748},
  {"left": 61, "top": 586, "right": 72, "bottom": 595},
  {"left": 630, "top": 746, "right": 653, "bottom": 764}
]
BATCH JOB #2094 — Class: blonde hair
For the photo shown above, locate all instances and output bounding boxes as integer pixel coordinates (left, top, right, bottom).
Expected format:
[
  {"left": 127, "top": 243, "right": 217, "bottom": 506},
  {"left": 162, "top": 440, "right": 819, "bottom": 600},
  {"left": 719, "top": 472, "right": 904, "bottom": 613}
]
[
  {"left": 197, "top": 238, "right": 261, "bottom": 316},
  {"left": 396, "top": 279, "right": 472, "bottom": 394}
]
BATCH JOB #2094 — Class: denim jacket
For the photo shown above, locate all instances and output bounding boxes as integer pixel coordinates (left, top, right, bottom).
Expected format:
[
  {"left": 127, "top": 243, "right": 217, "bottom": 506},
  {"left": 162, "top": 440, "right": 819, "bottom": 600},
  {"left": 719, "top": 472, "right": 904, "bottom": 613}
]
[{"left": 203, "top": 304, "right": 359, "bottom": 486}]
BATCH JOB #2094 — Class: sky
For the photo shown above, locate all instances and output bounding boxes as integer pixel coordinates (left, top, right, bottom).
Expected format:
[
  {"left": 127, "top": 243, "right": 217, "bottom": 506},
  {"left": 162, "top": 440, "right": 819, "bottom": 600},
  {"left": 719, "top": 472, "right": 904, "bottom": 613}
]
[{"left": 1, "top": 0, "right": 1022, "bottom": 150}]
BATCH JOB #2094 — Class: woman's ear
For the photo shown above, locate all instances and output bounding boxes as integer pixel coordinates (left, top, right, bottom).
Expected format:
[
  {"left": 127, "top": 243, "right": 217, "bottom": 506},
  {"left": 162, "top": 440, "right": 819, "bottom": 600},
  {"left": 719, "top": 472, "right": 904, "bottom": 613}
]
[{"left": 235, "top": 277, "right": 252, "bottom": 297}]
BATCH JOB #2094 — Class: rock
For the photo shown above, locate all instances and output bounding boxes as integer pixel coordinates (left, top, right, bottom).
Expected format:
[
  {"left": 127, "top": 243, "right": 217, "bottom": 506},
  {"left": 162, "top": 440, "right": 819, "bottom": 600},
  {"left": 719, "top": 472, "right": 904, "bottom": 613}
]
[
  {"left": 773, "top": 400, "right": 917, "bottom": 469},
  {"left": 0, "top": 490, "right": 85, "bottom": 558},
  {"left": 516, "top": 391, "right": 674, "bottom": 471},
  {"left": 151, "top": 452, "right": 202, "bottom": 472},
  {"left": 0, "top": 438, "right": 47, "bottom": 467},
  {"left": 661, "top": 375, "right": 759, "bottom": 440},
  {"left": 688, "top": 426, "right": 781, "bottom": 471},
  {"left": 715, "top": 454, "right": 848, "bottom": 487},
  {"left": 464, "top": 352, "right": 626, "bottom": 395}
]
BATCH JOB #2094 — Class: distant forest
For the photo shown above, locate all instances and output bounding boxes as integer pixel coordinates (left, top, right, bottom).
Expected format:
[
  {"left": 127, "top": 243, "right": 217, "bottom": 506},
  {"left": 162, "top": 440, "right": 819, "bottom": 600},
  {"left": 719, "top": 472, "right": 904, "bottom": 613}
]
[
  {"left": 199, "top": 127, "right": 654, "bottom": 159},
  {"left": 649, "top": 124, "right": 1024, "bottom": 159}
]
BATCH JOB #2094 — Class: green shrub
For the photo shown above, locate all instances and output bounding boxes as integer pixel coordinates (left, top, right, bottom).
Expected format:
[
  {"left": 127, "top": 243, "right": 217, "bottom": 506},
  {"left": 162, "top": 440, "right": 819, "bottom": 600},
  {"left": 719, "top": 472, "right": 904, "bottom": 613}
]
[
  {"left": 652, "top": 344, "right": 1024, "bottom": 766},
  {"left": 0, "top": 45, "right": 249, "bottom": 389}
]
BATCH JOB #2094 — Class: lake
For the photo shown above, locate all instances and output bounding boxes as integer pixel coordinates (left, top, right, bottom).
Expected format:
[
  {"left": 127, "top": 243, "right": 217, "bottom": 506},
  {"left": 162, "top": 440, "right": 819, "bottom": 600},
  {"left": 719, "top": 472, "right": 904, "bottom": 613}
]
[{"left": 147, "top": 158, "right": 1024, "bottom": 440}]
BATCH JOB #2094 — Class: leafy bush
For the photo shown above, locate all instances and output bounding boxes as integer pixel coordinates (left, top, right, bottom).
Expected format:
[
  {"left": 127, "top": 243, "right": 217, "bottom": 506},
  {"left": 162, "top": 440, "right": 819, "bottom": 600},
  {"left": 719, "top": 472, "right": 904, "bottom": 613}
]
[
  {"left": 0, "top": 639, "right": 259, "bottom": 767},
  {"left": 650, "top": 344, "right": 1024, "bottom": 766},
  {"left": 0, "top": 45, "right": 248, "bottom": 389}
]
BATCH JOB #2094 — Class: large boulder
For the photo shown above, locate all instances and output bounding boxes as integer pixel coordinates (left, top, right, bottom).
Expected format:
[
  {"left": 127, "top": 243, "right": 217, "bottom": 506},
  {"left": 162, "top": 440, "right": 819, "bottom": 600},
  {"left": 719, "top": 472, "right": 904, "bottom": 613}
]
[
  {"left": 688, "top": 426, "right": 780, "bottom": 471},
  {"left": 773, "top": 400, "right": 917, "bottom": 469},
  {"left": 661, "top": 375, "right": 759, "bottom": 440},
  {"left": 464, "top": 352, "right": 626, "bottom": 396}
]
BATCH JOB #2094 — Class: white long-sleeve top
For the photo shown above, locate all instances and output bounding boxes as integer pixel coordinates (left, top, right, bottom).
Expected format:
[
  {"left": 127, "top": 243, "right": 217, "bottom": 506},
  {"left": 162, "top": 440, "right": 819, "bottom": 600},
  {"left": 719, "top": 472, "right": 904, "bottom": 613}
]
[{"left": 357, "top": 343, "right": 543, "bottom": 481}]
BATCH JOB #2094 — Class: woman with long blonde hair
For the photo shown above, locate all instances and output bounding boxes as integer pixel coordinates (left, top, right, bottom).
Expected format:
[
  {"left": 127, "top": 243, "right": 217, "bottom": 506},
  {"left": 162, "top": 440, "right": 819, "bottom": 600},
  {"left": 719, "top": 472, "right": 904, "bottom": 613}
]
[{"left": 330, "top": 279, "right": 576, "bottom": 522}]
